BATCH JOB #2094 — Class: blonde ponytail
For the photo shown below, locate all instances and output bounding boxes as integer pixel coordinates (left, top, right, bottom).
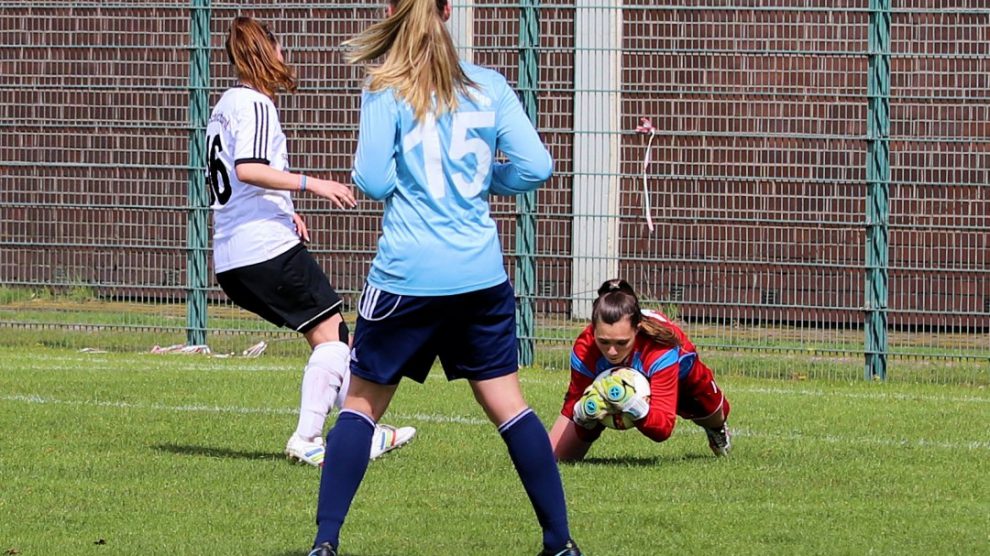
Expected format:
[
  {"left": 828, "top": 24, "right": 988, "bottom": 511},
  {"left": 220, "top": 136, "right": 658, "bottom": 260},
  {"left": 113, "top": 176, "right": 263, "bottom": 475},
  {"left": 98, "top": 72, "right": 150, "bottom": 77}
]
[{"left": 343, "top": 0, "right": 476, "bottom": 121}]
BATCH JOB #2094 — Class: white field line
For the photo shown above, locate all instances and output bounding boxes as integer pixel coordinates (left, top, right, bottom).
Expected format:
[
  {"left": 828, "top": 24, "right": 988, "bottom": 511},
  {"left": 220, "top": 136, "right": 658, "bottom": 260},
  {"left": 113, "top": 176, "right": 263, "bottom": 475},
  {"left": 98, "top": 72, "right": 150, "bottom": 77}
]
[
  {"left": 7, "top": 361, "right": 288, "bottom": 374},
  {"left": 727, "top": 385, "right": 990, "bottom": 405},
  {"left": 730, "top": 427, "right": 990, "bottom": 452},
  {"left": 11, "top": 356, "right": 989, "bottom": 405},
  {"left": 1, "top": 394, "right": 988, "bottom": 451},
  {"left": 521, "top": 377, "right": 990, "bottom": 406},
  {"left": 0, "top": 394, "right": 491, "bottom": 426}
]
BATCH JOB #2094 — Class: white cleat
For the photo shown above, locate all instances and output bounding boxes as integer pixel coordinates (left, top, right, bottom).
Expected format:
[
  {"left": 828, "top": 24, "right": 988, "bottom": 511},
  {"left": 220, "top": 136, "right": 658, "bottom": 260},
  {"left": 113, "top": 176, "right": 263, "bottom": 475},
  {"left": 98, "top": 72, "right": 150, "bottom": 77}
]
[
  {"left": 369, "top": 424, "right": 416, "bottom": 460},
  {"left": 285, "top": 433, "right": 326, "bottom": 467}
]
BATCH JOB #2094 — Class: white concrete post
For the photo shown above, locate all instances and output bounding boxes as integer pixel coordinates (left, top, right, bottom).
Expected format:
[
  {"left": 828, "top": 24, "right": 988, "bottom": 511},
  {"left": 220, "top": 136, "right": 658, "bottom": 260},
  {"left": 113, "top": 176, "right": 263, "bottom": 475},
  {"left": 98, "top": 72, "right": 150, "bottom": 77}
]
[{"left": 571, "top": 0, "right": 621, "bottom": 318}]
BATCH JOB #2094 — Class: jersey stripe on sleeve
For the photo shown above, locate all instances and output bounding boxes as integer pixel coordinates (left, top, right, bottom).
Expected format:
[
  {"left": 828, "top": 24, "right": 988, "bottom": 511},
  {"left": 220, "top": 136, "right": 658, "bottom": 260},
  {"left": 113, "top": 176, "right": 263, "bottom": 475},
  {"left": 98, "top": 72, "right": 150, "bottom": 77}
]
[
  {"left": 570, "top": 350, "right": 595, "bottom": 379},
  {"left": 677, "top": 351, "right": 697, "bottom": 380},
  {"left": 645, "top": 349, "right": 679, "bottom": 378},
  {"left": 252, "top": 102, "right": 270, "bottom": 161}
]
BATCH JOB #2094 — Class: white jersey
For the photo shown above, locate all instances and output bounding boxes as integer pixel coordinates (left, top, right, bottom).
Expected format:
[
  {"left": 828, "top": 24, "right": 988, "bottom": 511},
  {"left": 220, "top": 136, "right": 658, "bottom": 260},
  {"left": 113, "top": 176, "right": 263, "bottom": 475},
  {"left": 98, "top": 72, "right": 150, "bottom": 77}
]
[{"left": 205, "top": 86, "right": 299, "bottom": 272}]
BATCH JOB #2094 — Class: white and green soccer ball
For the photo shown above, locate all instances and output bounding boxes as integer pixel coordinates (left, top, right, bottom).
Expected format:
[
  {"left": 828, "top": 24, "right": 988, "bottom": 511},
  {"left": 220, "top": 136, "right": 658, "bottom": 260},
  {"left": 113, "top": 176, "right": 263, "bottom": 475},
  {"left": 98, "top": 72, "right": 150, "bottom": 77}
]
[{"left": 594, "top": 367, "right": 651, "bottom": 430}]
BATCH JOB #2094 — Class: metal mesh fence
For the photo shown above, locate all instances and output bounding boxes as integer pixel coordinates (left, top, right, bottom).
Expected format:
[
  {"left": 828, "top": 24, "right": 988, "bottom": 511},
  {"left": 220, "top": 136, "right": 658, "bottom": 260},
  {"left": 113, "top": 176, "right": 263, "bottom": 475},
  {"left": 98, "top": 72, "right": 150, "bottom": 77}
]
[
  {"left": 887, "top": 3, "right": 989, "bottom": 366},
  {"left": 1, "top": 1, "right": 193, "bottom": 348},
  {"left": 0, "top": 1, "right": 987, "bottom": 384}
]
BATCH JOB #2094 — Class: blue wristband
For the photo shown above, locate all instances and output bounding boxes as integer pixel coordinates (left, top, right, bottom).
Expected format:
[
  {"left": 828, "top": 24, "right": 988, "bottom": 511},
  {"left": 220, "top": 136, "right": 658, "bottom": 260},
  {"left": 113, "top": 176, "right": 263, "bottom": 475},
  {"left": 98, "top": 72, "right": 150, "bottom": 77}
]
[{"left": 299, "top": 175, "right": 307, "bottom": 192}]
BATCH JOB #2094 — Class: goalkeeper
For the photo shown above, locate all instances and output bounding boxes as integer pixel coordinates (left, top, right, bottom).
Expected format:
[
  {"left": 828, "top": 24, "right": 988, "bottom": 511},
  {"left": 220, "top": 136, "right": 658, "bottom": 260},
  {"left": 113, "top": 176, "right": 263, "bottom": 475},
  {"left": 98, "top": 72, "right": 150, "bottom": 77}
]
[{"left": 549, "top": 279, "right": 732, "bottom": 461}]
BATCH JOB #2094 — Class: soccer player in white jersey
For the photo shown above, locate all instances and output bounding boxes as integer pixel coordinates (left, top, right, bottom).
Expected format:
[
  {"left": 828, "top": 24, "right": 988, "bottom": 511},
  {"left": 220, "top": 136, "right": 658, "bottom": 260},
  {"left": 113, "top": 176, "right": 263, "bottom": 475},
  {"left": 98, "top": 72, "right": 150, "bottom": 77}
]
[
  {"left": 206, "top": 16, "right": 415, "bottom": 468},
  {"left": 308, "top": 2, "right": 581, "bottom": 556}
]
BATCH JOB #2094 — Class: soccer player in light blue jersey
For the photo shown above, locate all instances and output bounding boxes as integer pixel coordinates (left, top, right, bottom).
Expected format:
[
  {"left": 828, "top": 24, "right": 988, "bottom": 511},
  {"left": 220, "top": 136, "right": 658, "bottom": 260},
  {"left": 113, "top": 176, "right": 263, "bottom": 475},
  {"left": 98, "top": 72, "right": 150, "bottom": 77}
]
[{"left": 309, "top": 2, "right": 582, "bottom": 556}]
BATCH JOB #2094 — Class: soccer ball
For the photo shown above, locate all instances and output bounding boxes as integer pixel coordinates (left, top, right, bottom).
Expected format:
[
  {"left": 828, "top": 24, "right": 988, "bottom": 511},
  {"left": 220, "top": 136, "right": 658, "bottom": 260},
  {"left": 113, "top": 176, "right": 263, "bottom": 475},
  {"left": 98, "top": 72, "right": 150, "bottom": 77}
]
[{"left": 594, "top": 367, "right": 651, "bottom": 430}]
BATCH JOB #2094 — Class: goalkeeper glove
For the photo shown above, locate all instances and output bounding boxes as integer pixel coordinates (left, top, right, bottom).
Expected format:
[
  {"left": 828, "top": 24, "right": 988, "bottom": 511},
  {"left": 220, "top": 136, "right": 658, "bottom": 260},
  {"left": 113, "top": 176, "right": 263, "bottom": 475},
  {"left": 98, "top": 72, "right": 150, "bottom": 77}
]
[
  {"left": 573, "top": 388, "right": 607, "bottom": 429},
  {"left": 593, "top": 374, "right": 650, "bottom": 421},
  {"left": 616, "top": 392, "right": 650, "bottom": 421}
]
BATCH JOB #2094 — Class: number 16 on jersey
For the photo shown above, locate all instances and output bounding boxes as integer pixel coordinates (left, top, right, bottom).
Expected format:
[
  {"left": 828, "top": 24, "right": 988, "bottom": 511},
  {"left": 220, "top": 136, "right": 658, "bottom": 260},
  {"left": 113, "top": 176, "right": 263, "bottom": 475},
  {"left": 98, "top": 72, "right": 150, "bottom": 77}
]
[{"left": 205, "top": 134, "right": 231, "bottom": 206}]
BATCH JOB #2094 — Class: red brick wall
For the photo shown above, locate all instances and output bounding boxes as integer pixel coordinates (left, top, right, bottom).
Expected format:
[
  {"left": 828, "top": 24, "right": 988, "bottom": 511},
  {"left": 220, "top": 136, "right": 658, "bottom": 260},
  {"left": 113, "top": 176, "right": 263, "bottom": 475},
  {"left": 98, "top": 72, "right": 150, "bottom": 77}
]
[{"left": 0, "top": 3, "right": 986, "bottom": 328}]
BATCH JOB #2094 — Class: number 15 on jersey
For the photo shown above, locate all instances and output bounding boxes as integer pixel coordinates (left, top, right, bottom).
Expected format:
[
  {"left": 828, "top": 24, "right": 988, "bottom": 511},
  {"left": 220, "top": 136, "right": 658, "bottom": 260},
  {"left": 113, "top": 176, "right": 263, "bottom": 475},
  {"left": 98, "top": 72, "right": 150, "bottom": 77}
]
[{"left": 402, "top": 111, "right": 494, "bottom": 200}]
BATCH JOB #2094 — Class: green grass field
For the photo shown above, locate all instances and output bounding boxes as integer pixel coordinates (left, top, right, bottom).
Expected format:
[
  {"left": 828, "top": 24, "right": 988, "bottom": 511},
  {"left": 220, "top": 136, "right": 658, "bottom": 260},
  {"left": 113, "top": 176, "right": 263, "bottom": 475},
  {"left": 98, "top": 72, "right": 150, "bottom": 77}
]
[{"left": 1, "top": 346, "right": 988, "bottom": 555}]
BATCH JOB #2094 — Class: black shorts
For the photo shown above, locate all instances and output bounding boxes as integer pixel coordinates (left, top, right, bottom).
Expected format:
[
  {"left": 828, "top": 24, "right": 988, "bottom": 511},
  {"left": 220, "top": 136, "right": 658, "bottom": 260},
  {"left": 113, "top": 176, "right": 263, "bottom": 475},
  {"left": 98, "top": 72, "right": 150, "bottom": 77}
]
[{"left": 216, "top": 243, "right": 342, "bottom": 334}]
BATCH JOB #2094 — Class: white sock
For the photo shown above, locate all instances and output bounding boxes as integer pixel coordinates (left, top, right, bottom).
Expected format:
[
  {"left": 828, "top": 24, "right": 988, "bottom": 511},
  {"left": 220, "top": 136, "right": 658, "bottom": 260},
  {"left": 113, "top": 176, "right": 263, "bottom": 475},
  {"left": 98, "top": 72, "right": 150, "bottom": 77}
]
[{"left": 294, "top": 341, "right": 349, "bottom": 441}]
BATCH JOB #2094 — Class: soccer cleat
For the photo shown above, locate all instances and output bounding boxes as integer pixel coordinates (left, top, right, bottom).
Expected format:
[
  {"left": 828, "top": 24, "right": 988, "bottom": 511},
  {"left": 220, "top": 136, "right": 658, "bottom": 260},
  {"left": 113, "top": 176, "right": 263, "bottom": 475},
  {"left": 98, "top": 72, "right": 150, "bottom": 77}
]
[
  {"left": 538, "top": 539, "right": 583, "bottom": 556},
  {"left": 285, "top": 433, "right": 326, "bottom": 467},
  {"left": 705, "top": 424, "right": 732, "bottom": 457},
  {"left": 369, "top": 424, "right": 416, "bottom": 460},
  {"left": 307, "top": 541, "right": 337, "bottom": 556}
]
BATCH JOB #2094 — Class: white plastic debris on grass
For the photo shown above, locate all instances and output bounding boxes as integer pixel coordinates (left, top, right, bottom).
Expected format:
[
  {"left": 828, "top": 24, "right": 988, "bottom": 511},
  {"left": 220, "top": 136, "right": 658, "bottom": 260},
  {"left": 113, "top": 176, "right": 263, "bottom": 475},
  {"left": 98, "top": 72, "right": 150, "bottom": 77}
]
[
  {"left": 241, "top": 341, "right": 267, "bottom": 358},
  {"left": 148, "top": 342, "right": 266, "bottom": 358},
  {"left": 150, "top": 344, "right": 212, "bottom": 355}
]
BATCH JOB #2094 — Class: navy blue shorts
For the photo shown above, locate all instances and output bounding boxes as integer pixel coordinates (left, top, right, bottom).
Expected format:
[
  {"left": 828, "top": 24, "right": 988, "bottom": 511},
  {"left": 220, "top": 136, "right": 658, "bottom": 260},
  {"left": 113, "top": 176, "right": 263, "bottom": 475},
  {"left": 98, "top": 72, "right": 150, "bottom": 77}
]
[{"left": 349, "top": 280, "right": 519, "bottom": 385}]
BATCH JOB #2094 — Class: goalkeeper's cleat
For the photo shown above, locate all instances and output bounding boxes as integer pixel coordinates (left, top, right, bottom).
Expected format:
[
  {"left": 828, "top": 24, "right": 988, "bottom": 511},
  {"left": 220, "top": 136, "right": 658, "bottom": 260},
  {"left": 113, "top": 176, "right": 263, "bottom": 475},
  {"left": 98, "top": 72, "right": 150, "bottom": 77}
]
[
  {"left": 307, "top": 541, "right": 337, "bottom": 556},
  {"left": 538, "top": 539, "right": 583, "bottom": 556},
  {"left": 369, "top": 424, "right": 416, "bottom": 460},
  {"left": 705, "top": 424, "right": 732, "bottom": 457},
  {"left": 285, "top": 433, "right": 326, "bottom": 467}
]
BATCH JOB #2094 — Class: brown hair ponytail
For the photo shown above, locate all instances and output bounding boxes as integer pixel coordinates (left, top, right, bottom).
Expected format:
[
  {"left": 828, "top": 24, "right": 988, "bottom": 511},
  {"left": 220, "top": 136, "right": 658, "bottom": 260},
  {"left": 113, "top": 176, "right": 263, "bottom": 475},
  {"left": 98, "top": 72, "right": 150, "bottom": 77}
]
[
  {"left": 592, "top": 279, "right": 680, "bottom": 349},
  {"left": 225, "top": 16, "right": 297, "bottom": 100}
]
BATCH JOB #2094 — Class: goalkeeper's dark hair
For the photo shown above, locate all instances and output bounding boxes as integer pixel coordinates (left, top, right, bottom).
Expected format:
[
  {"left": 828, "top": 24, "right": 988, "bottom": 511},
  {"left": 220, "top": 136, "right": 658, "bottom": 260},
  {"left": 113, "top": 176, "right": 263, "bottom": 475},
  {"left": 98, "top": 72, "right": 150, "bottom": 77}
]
[{"left": 592, "top": 279, "right": 680, "bottom": 349}]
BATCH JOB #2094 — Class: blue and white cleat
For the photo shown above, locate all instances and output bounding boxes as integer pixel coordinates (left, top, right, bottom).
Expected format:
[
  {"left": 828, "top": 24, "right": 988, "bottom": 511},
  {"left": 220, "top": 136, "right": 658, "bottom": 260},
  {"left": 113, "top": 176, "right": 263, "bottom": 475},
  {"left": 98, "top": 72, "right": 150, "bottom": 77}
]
[
  {"left": 285, "top": 433, "right": 326, "bottom": 467},
  {"left": 369, "top": 424, "right": 416, "bottom": 460}
]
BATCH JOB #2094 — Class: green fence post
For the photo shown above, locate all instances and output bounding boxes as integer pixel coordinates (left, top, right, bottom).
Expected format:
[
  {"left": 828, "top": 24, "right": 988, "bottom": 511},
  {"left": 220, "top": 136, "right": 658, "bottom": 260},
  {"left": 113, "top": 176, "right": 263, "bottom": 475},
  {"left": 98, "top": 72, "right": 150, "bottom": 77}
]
[
  {"left": 186, "top": 0, "right": 210, "bottom": 346},
  {"left": 865, "top": 0, "right": 890, "bottom": 380},
  {"left": 515, "top": 0, "right": 540, "bottom": 366}
]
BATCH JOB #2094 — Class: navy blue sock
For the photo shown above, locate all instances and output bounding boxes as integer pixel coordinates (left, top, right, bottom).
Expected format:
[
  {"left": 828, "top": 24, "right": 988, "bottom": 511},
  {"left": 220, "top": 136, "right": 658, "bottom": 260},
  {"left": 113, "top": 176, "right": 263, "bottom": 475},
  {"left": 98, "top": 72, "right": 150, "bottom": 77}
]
[
  {"left": 313, "top": 410, "right": 375, "bottom": 548},
  {"left": 499, "top": 408, "right": 571, "bottom": 551}
]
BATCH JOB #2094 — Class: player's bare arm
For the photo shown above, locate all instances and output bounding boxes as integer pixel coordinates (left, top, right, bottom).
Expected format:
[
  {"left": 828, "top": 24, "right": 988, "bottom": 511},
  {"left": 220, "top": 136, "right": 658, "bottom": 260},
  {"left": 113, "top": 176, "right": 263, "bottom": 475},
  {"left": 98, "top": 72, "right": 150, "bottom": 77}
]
[{"left": 235, "top": 162, "right": 356, "bottom": 209}]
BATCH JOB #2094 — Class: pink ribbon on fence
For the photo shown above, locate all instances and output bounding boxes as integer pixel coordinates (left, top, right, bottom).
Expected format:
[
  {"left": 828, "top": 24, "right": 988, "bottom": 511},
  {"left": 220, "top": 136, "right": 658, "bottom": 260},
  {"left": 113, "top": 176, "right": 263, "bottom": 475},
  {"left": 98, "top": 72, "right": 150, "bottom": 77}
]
[{"left": 636, "top": 117, "right": 657, "bottom": 233}]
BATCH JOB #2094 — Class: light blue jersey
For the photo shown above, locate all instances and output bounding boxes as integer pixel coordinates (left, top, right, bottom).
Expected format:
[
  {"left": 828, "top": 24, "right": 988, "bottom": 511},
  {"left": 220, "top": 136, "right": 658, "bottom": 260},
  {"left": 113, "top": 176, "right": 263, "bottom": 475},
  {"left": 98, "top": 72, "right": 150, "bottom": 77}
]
[{"left": 352, "top": 62, "right": 553, "bottom": 296}]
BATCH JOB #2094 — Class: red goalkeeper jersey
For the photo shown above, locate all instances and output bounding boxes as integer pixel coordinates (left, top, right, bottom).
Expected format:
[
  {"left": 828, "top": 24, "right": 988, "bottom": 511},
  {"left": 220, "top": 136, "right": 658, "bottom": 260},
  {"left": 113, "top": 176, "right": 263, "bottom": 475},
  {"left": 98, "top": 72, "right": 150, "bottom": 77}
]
[{"left": 561, "top": 310, "right": 716, "bottom": 442}]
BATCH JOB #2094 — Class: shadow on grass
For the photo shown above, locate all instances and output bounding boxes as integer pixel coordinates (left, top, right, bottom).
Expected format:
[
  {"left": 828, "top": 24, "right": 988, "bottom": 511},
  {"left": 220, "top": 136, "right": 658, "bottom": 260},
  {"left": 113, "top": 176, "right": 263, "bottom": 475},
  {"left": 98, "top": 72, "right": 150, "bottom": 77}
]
[
  {"left": 567, "top": 452, "right": 713, "bottom": 467},
  {"left": 153, "top": 443, "right": 282, "bottom": 461}
]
